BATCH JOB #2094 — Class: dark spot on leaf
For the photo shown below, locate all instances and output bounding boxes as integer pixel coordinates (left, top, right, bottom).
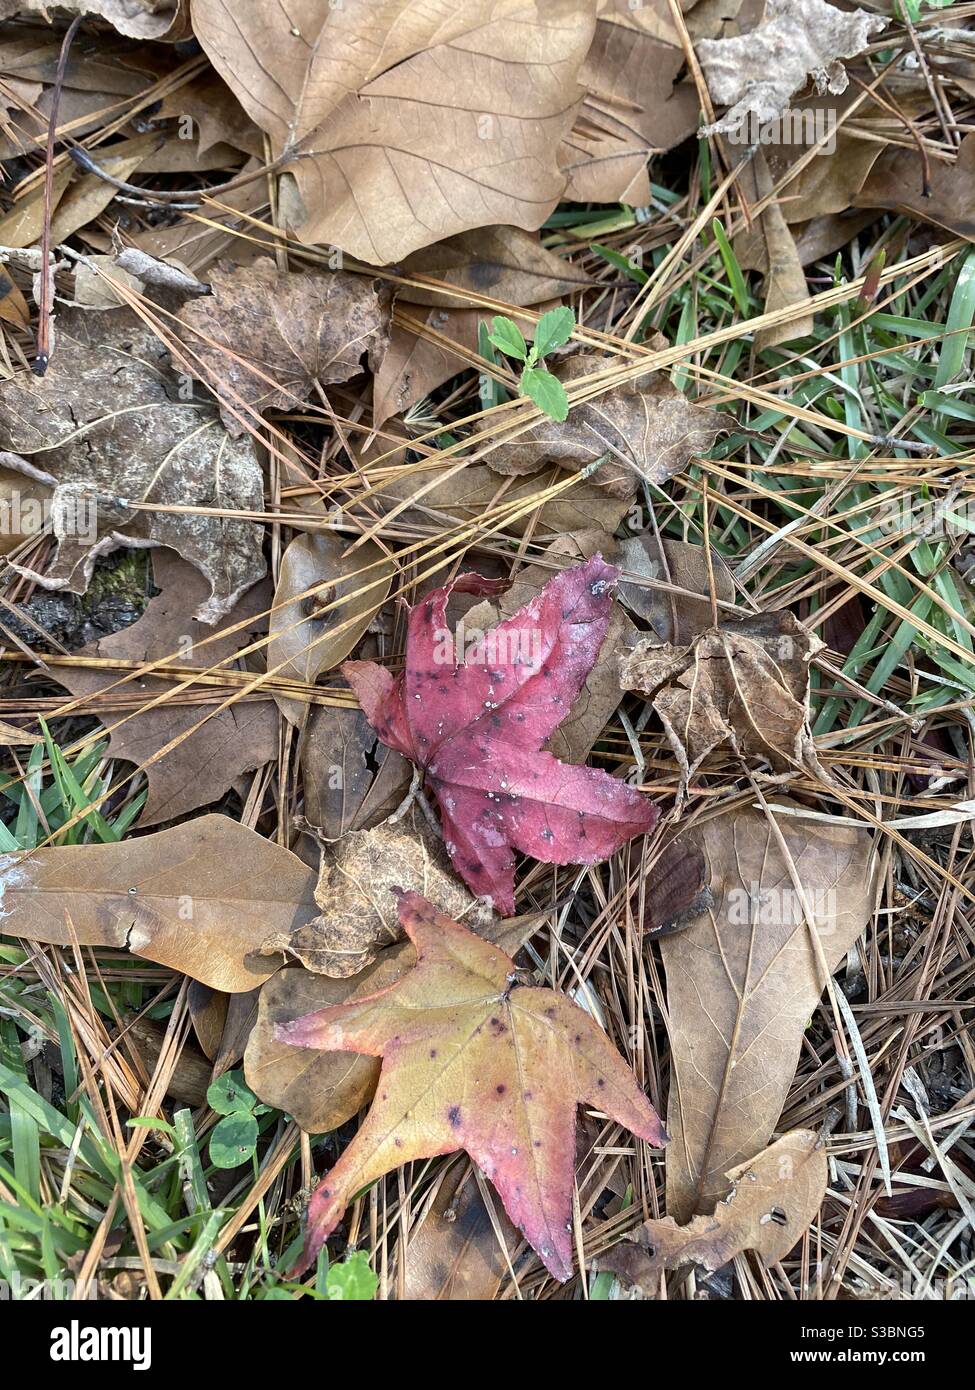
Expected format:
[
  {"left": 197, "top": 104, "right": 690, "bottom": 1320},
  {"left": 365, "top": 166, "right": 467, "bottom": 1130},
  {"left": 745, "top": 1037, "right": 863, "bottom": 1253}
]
[{"left": 448, "top": 1105, "right": 462, "bottom": 1128}]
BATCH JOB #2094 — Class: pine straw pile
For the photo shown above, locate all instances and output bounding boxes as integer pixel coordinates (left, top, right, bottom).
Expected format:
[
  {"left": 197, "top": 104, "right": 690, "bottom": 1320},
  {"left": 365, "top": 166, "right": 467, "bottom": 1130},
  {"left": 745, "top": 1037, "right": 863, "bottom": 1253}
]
[{"left": 0, "top": 0, "right": 973, "bottom": 1302}]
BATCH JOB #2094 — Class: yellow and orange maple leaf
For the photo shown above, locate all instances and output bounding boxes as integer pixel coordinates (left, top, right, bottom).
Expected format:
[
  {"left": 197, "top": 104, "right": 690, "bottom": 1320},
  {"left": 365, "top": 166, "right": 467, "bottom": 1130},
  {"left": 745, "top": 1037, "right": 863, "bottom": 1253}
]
[{"left": 278, "top": 890, "right": 666, "bottom": 1281}]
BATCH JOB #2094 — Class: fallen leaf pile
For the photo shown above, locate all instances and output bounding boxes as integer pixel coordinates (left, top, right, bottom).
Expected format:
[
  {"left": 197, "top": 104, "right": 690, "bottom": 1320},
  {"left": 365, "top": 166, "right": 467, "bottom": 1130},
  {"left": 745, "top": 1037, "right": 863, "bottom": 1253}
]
[{"left": 0, "top": 0, "right": 964, "bottom": 1307}]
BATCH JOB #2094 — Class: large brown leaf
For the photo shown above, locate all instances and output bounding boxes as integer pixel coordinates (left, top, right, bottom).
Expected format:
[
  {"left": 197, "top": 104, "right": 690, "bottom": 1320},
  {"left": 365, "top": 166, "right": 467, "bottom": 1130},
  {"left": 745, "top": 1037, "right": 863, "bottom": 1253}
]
[
  {"left": 57, "top": 550, "right": 278, "bottom": 826},
  {"left": 177, "top": 259, "right": 389, "bottom": 435},
  {"left": 854, "top": 134, "right": 975, "bottom": 243},
  {"left": 0, "top": 309, "right": 265, "bottom": 623},
  {"left": 192, "top": 0, "right": 596, "bottom": 264},
  {"left": 662, "top": 807, "right": 874, "bottom": 1220},
  {"left": 0, "top": 816, "right": 317, "bottom": 992}
]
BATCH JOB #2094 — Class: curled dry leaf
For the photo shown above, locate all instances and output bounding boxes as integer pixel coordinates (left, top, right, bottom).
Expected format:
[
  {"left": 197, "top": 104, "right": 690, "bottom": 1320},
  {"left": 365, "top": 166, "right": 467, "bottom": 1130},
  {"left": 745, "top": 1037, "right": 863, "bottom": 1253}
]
[
  {"left": 732, "top": 149, "right": 814, "bottom": 350},
  {"left": 0, "top": 309, "right": 265, "bottom": 624},
  {"left": 639, "top": 836, "right": 713, "bottom": 940},
  {"left": 661, "top": 807, "right": 874, "bottom": 1220},
  {"left": 601, "top": 1130, "right": 828, "bottom": 1288},
  {"left": 187, "top": 980, "right": 229, "bottom": 1062},
  {"left": 0, "top": 815, "right": 317, "bottom": 993},
  {"left": 177, "top": 259, "right": 389, "bottom": 435},
  {"left": 620, "top": 609, "right": 827, "bottom": 787},
  {"left": 267, "top": 531, "right": 394, "bottom": 727},
  {"left": 262, "top": 807, "right": 474, "bottom": 978},
  {"left": 192, "top": 0, "right": 596, "bottom": 264},
  {"left": 698, "top": 0, "right": 887, "bottom": 136},
  {"left": 278, "top": 890, "right": 665, "bottom": 1281},
  {"left": 485, "top": 355, "right": 732, "bottom": 499},
  {"left": 0, "top": 0, "right": 191, "bottom": 41},
  {"left": 245, "top": 946, "right": 412, "bottom": 1133},
  {"left": 343, "top": 554, "right": 657, "bottom": 914},
  {"left": 56, "top": 550, "right": 278, "bottom": 826}
]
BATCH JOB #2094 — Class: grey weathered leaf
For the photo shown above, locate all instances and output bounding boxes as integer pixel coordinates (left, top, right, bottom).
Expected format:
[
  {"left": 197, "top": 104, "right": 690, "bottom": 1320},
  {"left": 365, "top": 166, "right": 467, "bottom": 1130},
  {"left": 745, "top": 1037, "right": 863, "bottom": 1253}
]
[{"left": 0, "top": 309, "right": 265, "bottom": 623}]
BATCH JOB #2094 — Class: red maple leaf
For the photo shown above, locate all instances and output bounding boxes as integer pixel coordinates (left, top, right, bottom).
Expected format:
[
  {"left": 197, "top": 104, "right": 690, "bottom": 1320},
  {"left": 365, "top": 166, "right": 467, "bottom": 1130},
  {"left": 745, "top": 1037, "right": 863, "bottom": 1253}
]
[{"left": 343, "top": 554, "right": 657, "bottom": 913}]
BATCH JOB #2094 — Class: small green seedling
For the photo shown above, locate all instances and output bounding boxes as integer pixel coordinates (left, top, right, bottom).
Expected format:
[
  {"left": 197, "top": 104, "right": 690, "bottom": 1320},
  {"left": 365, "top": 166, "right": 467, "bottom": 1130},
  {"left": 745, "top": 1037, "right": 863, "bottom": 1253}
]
[
  {"left": 487, "top": 306, "right": 575, "bottom": 422},
  {"left": 206, "top": 1070, "right": 269, "bottom": 1169}
]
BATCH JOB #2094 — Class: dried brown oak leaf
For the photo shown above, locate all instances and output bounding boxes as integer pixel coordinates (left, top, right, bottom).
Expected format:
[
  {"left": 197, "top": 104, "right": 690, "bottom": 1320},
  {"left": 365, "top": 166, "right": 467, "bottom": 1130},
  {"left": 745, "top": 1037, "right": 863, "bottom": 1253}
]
[
  {"left": 262, "top": 807, "right": 475, "bottom": 979},
  {"left": 0, "top": 309, "right": 265, "bottom": 623},
  {"left": 177, "top": 259, "right": 389, "bottom": 435},
  {"left": 698, "top": 0, "right": 887, "bottom": 137},
  {"left": 56, "top": 550, "right": 278, "bottom": 827},
  {"left": 192, "top": 0, "right": 596, "bottom": 264},
  {"left": 620, "top": 610, "right": 826, "bottom": 787},
  {"left": 662, "top": 807, "right": 874, "bottom": 1220},
  {"left": 485, "top": 355, "right": 732, "bottom": 499},
  {"left": 0, "top": 815, "right": 317, "bottom": 993},
  {"left": 601, "top": 1130, "right": 827, "bottom": 1288}
]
